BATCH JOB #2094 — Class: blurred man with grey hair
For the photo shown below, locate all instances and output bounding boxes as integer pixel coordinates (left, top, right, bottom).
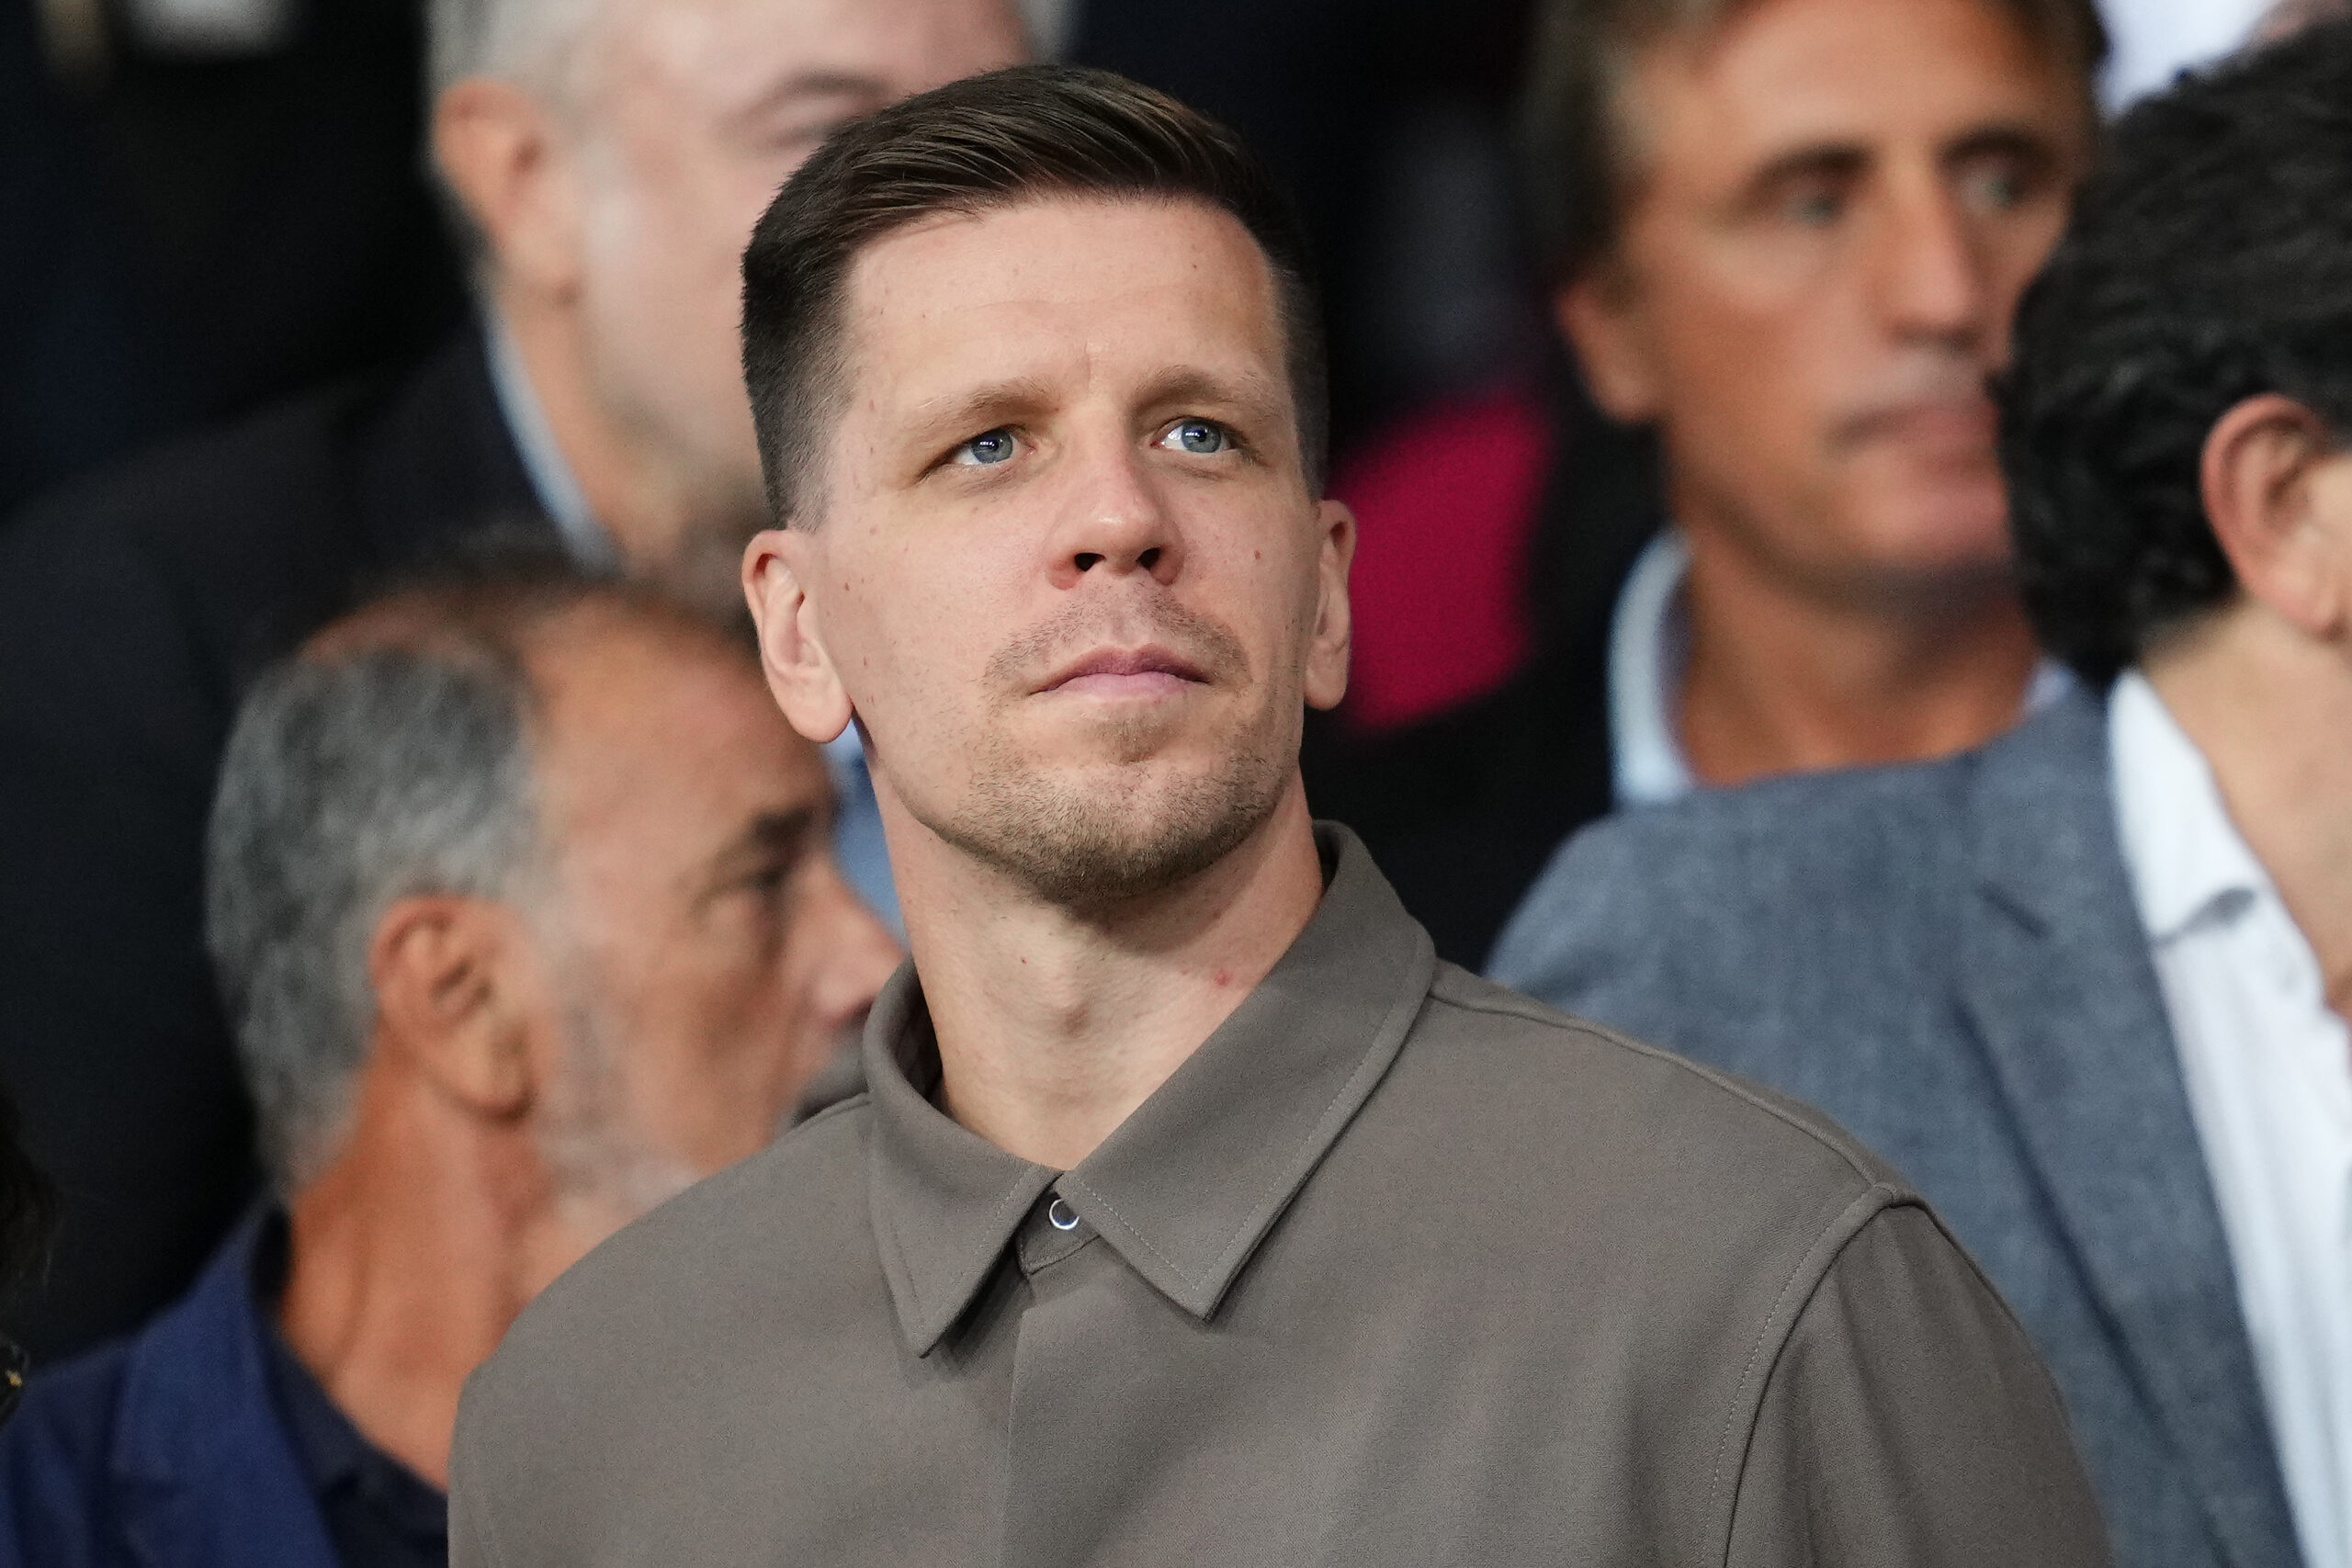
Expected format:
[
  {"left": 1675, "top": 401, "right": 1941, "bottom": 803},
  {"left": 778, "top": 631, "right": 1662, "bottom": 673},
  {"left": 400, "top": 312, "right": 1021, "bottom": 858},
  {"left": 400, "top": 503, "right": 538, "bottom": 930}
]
[
  {"left": 422, "top": 0, "right": 1023, "bottom": 606},
  {"left": 0, "top": 0, "right": 1023, "bottom": 1359},
  {"left": 0, "top": 558, "right": 899, "bottom": 1567}
]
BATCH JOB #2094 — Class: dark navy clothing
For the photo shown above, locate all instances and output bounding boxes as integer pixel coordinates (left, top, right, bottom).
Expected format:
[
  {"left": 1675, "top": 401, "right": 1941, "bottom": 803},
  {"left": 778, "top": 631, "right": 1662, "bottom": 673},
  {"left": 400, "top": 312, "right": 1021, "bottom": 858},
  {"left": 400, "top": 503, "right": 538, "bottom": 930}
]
[
  {"left": 254, "top": 1240, "right": 447, "bottom": 1568},
  {"left": 0, "top": 1211, "right": 446, "bottom": 1567}
]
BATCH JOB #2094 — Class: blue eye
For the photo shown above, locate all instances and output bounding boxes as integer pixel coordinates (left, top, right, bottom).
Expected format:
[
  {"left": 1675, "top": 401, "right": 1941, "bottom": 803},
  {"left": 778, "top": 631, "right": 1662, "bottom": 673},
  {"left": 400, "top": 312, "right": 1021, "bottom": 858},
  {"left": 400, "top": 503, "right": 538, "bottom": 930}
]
[
  {"left": 954, "top": 429, "right": 1017, "bottom": 467},
  {"left": 1961, "top": 164, "right": 2028, "bottom": 213},
  {"left": 1786, "top": 187, "right": 1843, "bottom": 228},
  {"left": 1162, "top": 420, "right": 1229, "bottom": 455}
]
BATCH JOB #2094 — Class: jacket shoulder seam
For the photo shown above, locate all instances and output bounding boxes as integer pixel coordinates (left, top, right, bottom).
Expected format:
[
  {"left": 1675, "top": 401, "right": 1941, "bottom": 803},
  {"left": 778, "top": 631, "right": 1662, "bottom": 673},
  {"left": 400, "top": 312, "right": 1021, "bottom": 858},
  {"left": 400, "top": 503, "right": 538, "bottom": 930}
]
[
  {"left": 1708, "top": 1183, "right": 1913, "bottom": 1562},
  {"left": 1426, "top": 978, "right": 1889, "bottom": 1190}
]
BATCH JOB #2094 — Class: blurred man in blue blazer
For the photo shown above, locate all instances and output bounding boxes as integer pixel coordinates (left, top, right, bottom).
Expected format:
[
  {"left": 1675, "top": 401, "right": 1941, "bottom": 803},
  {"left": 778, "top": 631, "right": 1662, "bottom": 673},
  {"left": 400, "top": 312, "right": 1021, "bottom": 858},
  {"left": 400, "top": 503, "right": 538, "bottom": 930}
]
[
  {"left": 1496, "top": 28, "right": 2352, "bottom": 1568},
  {"left": 0, "top": 561, "right": 897, "bottom": 1568}
]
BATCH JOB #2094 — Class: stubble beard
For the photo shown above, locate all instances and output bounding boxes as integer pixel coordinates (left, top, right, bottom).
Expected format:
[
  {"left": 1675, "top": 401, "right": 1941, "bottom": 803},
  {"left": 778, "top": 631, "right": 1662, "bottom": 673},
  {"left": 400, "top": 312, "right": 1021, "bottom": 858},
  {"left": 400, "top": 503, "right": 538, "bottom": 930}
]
[
  {"left": 534, "top": 964, "right": 701, "bottom": 1230},
  {"left": 926, "top": 693, "right": 1298, "bottom": 913}
]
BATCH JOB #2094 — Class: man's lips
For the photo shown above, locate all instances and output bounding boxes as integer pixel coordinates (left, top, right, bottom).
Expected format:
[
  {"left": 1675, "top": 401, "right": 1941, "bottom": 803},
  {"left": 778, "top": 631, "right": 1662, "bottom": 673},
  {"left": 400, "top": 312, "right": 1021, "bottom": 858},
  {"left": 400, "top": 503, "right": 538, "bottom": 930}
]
[
  {"left": 1035, "top": 645, "right": 1210, "bottom": 698},
  {"left": 1835, "top": 395, "right": 1998, "bottom": 455}
]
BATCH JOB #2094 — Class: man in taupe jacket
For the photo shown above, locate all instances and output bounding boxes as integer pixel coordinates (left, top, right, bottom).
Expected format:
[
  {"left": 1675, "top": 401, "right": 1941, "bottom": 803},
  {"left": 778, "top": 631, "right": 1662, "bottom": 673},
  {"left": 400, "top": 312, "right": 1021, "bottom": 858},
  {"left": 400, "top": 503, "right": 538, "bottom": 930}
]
[{"left": 447, "top": 65, "right": 2110, "bottom": 1568}]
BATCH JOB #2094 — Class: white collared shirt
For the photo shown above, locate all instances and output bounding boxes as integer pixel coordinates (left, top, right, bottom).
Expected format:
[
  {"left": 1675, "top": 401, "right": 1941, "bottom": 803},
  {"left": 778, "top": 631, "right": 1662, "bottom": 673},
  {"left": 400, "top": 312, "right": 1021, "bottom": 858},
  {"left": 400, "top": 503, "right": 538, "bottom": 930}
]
[
  {"left": 2111, "top": 671, "right": 2352, "bottom": 1568},
  {"left": 1606, "top": 531, "right": 1701, "bottom": 807},
  {"left": 1605, "top": 529, "right": 2074, "bottom": 807}
]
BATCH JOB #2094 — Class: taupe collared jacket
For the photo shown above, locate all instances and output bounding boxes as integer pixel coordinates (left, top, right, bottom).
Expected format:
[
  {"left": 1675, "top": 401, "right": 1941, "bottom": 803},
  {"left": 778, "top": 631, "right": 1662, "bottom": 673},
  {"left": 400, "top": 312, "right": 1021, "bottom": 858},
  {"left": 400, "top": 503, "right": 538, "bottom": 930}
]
[{"left": 451, "top": 826, "right": 2109, "bottom": 1568}]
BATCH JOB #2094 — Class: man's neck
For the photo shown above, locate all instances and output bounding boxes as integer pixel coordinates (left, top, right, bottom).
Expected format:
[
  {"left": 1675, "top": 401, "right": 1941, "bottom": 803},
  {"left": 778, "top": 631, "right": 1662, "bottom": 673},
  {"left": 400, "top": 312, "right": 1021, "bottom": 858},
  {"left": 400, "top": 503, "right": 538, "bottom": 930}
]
[
  {"left": 1674, "top": 515, "right": 2042, "bottom": 789},
  {"left": 887, "top": 779, "right": 1328, "bottom": 1171},
  {"left": 2147, "top": 605, "right": 2352, "bottom": 1021},
  {"left": 492, "top": 286, "right": 762, "bottom": 606},
  {"left": 277, "top": 1069, "right": 573, "bottom": 1489}
]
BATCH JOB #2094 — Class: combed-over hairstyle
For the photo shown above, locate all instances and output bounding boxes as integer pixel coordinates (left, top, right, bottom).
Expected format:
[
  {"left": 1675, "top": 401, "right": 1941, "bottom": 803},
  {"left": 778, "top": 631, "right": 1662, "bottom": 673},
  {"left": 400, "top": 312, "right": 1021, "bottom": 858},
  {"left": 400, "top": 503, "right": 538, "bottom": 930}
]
[
  {"left": 1521, "top": 0, "right": 2107, "bottom": 283},
  {"left": 741, "top": 63, "right": 1328, "bottom": 525},
  {"left": 204, "top": 547, "right": 735, "bottom": 1191},
  {"left": 1999, "top": 21, "right": 2352, "bottom": 684}
]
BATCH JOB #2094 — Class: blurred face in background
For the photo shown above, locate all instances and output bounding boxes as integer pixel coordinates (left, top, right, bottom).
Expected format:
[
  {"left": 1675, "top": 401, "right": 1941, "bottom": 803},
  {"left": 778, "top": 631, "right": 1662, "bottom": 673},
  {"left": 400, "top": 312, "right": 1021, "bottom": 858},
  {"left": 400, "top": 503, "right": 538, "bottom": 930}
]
[
  {"left": 564, "top": 0, "right": 1024, "bottom": 523},
  {"left": 1559, "top": 0, "right": 2092, "bottom": 605},
  {"left": 438, "top": 0, "right": 1027, "bottom": 603},
  {"left": 522, "top": 612, "right": 899, "bottom": 1239}
]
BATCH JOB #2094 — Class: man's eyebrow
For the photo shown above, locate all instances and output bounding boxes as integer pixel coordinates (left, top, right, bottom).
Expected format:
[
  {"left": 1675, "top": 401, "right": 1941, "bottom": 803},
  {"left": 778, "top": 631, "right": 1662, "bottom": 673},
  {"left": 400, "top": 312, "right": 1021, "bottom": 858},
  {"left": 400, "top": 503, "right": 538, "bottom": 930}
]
[
  {"left": 695, "top": 805, "right": 827, "bottom": 903},
  {"left": 899, "top": 378, "right": 1060, "bottom": 445},
  {"left": 1740, "top": 142, "right": 1871, "bottom": 200},
  {"left": 725, "top": 70, "right": 889, "bottom": 132},
  {"left": 894, "top": 367, "right": 1288, "bottom": 452},
  {"left": 1940, "top": 123, "right": 2068, "bottom": 168},
  {"left": 1737, "top": 121, "right": 2070, "bottom": 205},
  {"left": 1134, "top": 367, "right": 1288, "bottom": 423}
]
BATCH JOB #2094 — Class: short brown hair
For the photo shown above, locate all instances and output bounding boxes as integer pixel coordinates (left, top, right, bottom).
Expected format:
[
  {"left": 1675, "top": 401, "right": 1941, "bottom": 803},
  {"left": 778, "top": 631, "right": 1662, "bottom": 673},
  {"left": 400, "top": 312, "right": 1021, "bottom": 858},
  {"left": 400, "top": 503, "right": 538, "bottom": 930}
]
[
  {"left": 1521, "top": 0, "right": 2108, "bottom": 283},
  {"left": 741, "top": 64, "right": 1328, "bottom": 526}
]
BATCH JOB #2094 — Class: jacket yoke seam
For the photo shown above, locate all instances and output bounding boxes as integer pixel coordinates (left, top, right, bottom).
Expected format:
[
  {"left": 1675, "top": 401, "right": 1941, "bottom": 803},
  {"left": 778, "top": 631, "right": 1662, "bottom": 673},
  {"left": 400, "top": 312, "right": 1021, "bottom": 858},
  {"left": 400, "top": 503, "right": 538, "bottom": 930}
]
[
  {"left": 1704, "top": 1184, "right": 1906, "bottom": 1564},
  {"left": 1430, "top": 986, "right": 1889, "bottom": 1190}
]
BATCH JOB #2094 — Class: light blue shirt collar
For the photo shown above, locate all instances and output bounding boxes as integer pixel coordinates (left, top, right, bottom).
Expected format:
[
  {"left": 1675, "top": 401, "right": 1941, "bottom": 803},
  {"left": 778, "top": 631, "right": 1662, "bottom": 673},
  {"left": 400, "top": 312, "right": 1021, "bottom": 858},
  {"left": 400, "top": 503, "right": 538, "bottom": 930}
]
[
  {"left": 483, "top": 312, "right": 619, "bottom": 571},
  {"left": 1605, "top": 527, "right": 2074, "bottom": 807}
]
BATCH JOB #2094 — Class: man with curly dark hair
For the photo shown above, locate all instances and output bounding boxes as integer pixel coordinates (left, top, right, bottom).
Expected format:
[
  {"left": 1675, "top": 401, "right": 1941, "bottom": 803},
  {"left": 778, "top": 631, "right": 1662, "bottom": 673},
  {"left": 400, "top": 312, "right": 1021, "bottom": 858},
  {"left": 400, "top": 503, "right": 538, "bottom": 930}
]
[{"left": 1497, "top": 24, "right": 2352, "bottom": 1568}]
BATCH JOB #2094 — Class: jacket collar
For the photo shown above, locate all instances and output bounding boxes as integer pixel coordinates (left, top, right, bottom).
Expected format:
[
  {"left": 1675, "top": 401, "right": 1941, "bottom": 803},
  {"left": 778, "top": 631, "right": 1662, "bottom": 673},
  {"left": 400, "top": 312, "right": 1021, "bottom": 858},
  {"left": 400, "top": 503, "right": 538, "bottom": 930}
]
[
  {"left": 1958, "top": 685, "right": 2302, "bottom": 1568},
  {"left": 865, "top": 824, "right": 1437, "bottom": 1355},
  {"left": 107, "top": 1210, "right": 340, "bottom": 1568}
]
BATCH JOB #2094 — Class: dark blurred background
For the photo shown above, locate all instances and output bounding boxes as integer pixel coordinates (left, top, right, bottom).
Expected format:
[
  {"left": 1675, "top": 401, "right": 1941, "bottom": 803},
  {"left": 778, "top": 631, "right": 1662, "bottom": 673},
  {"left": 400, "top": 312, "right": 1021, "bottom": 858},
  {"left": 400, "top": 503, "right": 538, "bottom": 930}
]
[
  {"left": 2, "top": 0, "right": 469, "bottom": 516},
  {"left": 2, "top": 0, "right": 1554, "bottom": 517}
]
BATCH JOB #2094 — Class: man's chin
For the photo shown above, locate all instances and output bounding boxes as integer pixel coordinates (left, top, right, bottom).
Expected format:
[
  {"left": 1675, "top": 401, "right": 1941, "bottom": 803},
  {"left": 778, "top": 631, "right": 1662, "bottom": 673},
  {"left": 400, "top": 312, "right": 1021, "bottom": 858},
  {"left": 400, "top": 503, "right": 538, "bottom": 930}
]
[
  {"left": 933, "top": 750, "right": 1291, "bottom": 910},
  {"left": 1832, "top": 467, "right": 2015, "bottom": 575},
  {"left": 1022, "top": 696, "right": 1226, "bottom": 768},
  {"left": 1027, "top": 747, "right": 1231, "bottom": 790}
]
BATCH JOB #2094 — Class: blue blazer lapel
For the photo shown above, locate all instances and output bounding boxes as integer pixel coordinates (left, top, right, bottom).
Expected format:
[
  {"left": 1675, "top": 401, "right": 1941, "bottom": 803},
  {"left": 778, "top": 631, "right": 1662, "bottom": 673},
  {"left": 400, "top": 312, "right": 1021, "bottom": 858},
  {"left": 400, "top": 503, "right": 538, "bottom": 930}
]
[
  {"left": 1957, "top": 692, "right": 2301, "bottom": 1568},
  {"left": 107, "top": 1215, "right": 342, "bottom": 1568}
]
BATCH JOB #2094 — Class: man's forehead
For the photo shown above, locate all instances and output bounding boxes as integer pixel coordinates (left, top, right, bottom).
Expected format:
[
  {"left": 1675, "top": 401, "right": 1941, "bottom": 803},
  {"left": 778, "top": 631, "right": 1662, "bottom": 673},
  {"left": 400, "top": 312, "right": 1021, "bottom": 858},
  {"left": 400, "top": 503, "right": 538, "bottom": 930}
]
[
  {"left": 1629, "top": 0, "right": 2081, "bottom": 170},
  {"left": 837, "top": 196, "right": 1288, "bottom": 410},
  {"left": 595, "top": 0, "right": 1021, "bottom": 110},
  {"left": 533, "top": 615, "right": 773, "bottom": 753},
  {"left": 535, "top": 631, "right": 824, "bottom": 833}
]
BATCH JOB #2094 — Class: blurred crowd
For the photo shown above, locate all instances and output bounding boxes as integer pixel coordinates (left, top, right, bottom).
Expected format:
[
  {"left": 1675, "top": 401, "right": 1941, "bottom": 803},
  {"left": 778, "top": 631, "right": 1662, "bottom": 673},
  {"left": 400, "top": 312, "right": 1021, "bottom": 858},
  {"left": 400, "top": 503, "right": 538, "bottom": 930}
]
[{"left": 0, "top": 0, "right": 2348, "bottom": 1564}]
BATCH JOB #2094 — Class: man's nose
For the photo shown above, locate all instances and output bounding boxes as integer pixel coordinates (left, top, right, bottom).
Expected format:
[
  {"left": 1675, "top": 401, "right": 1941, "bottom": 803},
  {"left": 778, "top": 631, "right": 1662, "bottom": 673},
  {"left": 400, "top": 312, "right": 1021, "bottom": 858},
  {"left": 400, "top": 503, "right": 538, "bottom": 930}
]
[
  {"left": 1871, "top": 177, "right": 1991, "bottom": 350},
  {"left": 1046, "top": 446, "right": 1184, "bottom": 589}
]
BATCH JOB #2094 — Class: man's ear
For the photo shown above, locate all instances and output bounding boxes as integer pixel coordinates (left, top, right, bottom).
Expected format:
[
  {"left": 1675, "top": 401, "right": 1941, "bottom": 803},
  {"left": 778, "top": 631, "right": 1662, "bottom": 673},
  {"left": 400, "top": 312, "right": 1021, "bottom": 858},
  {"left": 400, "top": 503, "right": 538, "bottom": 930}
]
[
  {"left": 1555, "top": 266, "right": 1663, "bottom": 426},
  {"left": 2200, "top": 393, "right": 2352, "bottom": 643},
  {"left": 368, "top": 895, "right": 544, "bottom": 1118},
  {"left": 743, "top": 527, "right": 856, "bottom": 744},
  {"left": 1303, "top": 498, "right": 1355, "bottom": 712},
  {"left": 432, "top": 76, "right": 582, "bottom": 302}
]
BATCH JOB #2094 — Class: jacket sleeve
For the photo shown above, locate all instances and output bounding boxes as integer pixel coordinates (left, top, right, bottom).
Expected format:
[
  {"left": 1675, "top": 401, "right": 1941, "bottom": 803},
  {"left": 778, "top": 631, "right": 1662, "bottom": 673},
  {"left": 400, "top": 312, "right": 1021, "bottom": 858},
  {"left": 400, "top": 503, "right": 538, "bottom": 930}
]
[
  {"left": 1726, "top": 1201, "right": 2113, "bottom": 1568},
  {"left": 447, "top": 1383, "right": 509, "bottom": 1568}
]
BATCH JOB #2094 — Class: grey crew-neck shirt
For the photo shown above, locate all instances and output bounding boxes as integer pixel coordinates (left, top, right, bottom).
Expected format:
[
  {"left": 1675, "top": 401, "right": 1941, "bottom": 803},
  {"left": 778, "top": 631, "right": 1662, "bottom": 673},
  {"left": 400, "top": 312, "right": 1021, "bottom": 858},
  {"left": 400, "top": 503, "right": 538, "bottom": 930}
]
[{"left": 450, "top": 826, "right": 2109, "bottom": 1568}]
